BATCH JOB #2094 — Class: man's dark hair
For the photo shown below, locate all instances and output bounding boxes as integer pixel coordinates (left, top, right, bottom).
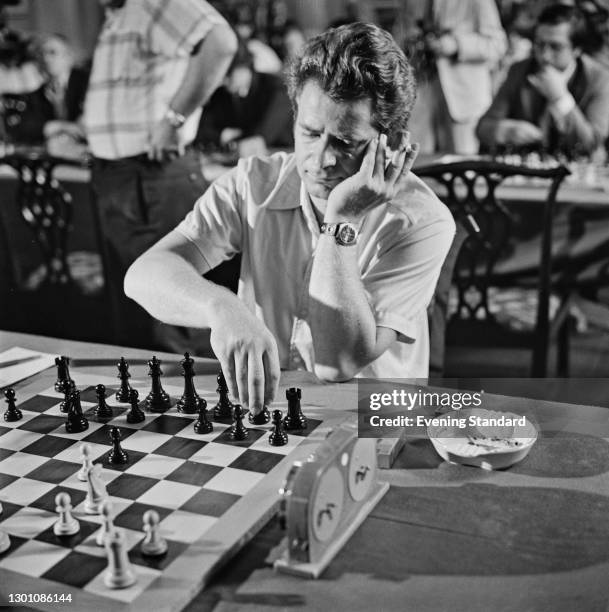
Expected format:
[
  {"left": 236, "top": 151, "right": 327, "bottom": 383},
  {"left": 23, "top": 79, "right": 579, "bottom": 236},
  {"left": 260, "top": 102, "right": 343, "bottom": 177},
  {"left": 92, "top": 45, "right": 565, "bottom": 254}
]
[
  {"left": 536, "top": 3, "right": 587, "bottom": 48},
  {"left": 285, "top": 22, "right": 416, "bottom": 148}
]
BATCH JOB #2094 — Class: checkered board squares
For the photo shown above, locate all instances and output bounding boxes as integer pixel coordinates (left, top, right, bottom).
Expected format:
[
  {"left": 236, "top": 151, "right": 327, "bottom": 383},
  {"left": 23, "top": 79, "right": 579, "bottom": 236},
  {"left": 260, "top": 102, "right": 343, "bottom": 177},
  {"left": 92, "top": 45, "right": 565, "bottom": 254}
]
[{"left": 0, "top": 373, "right": 344, "bottom": 612}]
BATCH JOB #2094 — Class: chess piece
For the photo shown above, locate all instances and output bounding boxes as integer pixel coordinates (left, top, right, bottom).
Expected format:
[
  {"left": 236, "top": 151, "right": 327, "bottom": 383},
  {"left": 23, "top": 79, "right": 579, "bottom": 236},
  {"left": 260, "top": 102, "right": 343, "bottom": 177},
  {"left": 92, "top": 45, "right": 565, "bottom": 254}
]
[
  {"left": 65, "top": 389, "right": 89, "bottom": 434},
  {"left": 249, "top": 405, "right": 271, "bottom": 425},
  {"left": 177, "top": 352, "right": 202, "bottom": 414},
  {"left": 213, "top": 371, "right": 234, "bottom": 419},
  {"left": 115, "top": 357, "right": 133, "bottom": 403},
  {"left": 229, "top": 404, "right": 248, "bottom": 440},
  {"left": 108, "top": 427, "right": 129, "bottom": 464},
  {"left": 54, "top": 356, "right": 75, "bottom": 393},
  {"left": 0, "top": 528, "right": 10, "bottom": 554},
  {"left": 104, "top": 528, "right": 137, "bottom": 589},
  {"left": 284, "top": 387, "right": 307, "bottom": 430},
  {"left": 96, "top": 499, "right": 114, "bottom": 546},
  {"left": 59, "top": 387, "right": 72, "bottom": 413},
  {"left": 193, "top": 397, "right": 213, "bottom": 434},
  {"left": 84, "top": 463, "right": 108, "bottom": 514},
  {"left": 144, "top": 356, "right": 171, "bottom": 412},
  {"left": 78, "top": 443, "right": 93, "bottom": 482},
  {"left": 95, "top": 384, "right": 113, "bottom": 419},
  {"left": 126, "top": 389, "right": 145, "bottom": 424},
  {"left": 3, "top": 388, "right": 22, "bottom": 422},
  {"left": 269, "top": 409, "right": 288, "bottom": 446},
  {"left": 53, "top": 492, "right": 80, "bottom": 536},
  {"left": 84, "top": 463, "right": 107, "bottom": 508},
  {"left": 140, "top": 509, "right": 168, "bottom": 556}
]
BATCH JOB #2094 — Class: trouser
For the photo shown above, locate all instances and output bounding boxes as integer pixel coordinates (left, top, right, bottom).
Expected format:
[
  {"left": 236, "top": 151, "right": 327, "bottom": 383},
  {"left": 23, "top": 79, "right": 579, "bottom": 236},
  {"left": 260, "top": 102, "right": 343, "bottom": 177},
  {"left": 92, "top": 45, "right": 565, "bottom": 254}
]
[{"left": 91, "top": 150, "right": 208, "bottom": 348}]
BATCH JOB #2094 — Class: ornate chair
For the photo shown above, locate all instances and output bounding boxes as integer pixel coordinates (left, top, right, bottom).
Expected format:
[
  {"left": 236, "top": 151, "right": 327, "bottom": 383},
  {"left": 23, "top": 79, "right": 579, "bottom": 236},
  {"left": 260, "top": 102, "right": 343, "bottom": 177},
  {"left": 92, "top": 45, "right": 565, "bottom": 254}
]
[
  {"left": 416, "top": 159, "right": 570, "bottom": 377},
  {"left": 0, "top": 150, "right": 118, "bottom": 342}
]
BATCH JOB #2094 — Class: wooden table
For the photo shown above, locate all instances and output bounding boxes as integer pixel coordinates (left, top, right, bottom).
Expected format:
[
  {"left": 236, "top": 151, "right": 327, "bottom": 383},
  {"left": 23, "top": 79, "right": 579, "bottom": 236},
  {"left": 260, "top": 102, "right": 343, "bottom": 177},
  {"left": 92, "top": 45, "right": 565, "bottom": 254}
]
[{"left": 2, "top": 332, "right": 609, "bottom": 611}]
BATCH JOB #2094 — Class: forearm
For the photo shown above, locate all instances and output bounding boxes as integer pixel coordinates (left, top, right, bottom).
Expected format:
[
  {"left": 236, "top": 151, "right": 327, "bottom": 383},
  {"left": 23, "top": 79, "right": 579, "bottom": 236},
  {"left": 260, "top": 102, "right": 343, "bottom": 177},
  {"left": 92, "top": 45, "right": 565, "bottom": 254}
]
[
  {"left": 124, "top": 250, "right": 239, "bottom": 329},
  {"left": 169, "top": 24, "right": 237, "bottom": 117},
  {"left": 308, "top": 235, "right": 378, "bottom": 382}
]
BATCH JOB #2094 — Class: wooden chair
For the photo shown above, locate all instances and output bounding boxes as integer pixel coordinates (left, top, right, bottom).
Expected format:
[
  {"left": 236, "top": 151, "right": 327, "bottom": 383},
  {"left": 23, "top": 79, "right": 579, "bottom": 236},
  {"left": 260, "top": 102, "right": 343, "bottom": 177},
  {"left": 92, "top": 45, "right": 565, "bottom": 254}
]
[
  {"left": 416, "top": 159, "right": 570, "bottom": 377},
  {"left": 0, "top": 150, "right": 119, "bottom": 343}
]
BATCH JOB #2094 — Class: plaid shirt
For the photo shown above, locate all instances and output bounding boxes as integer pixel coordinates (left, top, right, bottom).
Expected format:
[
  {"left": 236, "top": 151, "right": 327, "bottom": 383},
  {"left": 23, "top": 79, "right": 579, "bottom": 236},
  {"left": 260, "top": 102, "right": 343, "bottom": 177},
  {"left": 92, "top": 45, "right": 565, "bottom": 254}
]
[{"left": 83, "top": 0, "right": 226, "bottom": 159}]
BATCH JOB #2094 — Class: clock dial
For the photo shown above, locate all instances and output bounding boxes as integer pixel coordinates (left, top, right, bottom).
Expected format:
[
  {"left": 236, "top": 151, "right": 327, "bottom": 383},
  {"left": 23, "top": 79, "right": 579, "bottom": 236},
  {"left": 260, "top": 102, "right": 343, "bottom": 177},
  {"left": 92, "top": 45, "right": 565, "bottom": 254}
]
[
  {"left": 347, "top": 439, "right": 376, "bottom": 501},
  {"left": 310, "top": 466, "right": 344, "bottom": 542}
]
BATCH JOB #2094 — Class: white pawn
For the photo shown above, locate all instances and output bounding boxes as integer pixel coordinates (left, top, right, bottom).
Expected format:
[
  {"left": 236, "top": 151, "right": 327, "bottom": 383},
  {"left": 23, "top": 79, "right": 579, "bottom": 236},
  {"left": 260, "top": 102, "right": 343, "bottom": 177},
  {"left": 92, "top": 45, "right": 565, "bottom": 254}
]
[
  {"left": 140, "top": 510, "right": 167, "bottom": 556},
  {"left": 95, "top": 499, "right": 114, "bottom": 546},
  {"left": 77, "top": 443, "right": 93, "bottom": 482},
  {"left": 104, "top": 528, "right": 136, "bottom": 589},
  {"left": 0, "top": 528, "right": 10, "bottom": 553},
  {"left": 53, "top": 492, "right": 80, "bottom": 536},
  {"left": 84, "top": 463, "right": 107, "bottom": 514}
]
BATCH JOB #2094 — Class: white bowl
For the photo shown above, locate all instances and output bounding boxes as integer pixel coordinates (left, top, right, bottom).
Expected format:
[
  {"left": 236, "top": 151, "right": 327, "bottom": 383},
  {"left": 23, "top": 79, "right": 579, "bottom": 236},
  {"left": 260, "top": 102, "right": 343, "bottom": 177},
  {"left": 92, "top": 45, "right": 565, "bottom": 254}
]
[{"left": 427, "top": 408, "right": 538, "bottom": 470}]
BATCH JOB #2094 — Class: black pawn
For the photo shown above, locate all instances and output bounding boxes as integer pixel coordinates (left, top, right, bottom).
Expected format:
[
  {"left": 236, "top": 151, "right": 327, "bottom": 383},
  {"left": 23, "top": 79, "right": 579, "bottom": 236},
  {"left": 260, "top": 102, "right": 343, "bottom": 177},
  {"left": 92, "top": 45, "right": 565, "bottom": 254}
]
[
  {"left": 108, "top": 426, "right": 129, "bottom": 464},
  {"left": 145, "top": 356, "right": 171, "bottom": 412},
  {"left": 115, "top": 357, "right": 133, "bottom": 402},
  {"left": 193, "top": 398, "right": 213, "bottom": 434},
  {"left": 249, "top": 405, "right": 271, "bottom": 425},
  {"left": 126, "top": 389, "right": 145, "bottom": 424},
  {"left": 269, "top": 410, "right": 288, "bottom": 446},
  {"left": 177, "top": 352, "right": 202, "bottom": 414},
  {"left": 284, "top": 387, "right": 307, "bottom": 430},
  {"left": 95, "top": 384, "right": 113, "bottom": 419},
  {"left": 229, "top": 404, "right": 248, "bottom": 440},
  {"left": 65, "top": 389, "right": 89, "bottom": 434},
  {"left": 3, "top": 388, "right": 22, "bottom": 422},
  {"left": 54, "top": 356, "right": 75, "bottom": 394},
  {"left": 213, "top": 371, "right": 234, "bottom": 420}
]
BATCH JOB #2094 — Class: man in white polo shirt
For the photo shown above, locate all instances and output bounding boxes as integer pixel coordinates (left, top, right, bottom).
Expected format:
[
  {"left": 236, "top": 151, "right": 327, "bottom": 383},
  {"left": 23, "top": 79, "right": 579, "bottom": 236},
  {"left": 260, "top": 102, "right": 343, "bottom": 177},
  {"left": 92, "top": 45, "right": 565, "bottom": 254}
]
[{"left": 125, "top": 23, "right": 455, "bottom": 415}]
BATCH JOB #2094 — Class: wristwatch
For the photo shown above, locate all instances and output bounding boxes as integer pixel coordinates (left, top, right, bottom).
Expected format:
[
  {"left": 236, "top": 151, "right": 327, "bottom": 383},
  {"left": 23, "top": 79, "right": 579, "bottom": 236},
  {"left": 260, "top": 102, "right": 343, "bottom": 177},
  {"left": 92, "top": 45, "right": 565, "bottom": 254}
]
[
  {"left": 320, "top": 222, "right": 359, "bottom": 246},
  {"left": 164, "top": 107, "right": 186, "bottom": 129}
]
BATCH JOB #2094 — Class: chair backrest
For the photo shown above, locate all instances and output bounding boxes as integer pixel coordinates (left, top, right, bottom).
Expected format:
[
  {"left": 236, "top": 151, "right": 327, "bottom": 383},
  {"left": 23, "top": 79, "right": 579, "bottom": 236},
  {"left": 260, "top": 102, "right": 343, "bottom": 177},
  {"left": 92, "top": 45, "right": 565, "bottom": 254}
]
[
  {"left": 416, "top": 159, "right": 570, "bottom": 376},
  {"left": 5, "top": 152, "right": 77, "bottom": 287}
]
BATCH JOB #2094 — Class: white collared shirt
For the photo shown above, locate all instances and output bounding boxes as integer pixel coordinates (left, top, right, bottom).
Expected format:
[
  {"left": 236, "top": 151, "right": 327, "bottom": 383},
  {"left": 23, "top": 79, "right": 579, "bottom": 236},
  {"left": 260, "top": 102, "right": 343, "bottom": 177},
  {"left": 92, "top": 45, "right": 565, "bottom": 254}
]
[{"left": 176, "top": 152, "right": 455, "bottom": 379}]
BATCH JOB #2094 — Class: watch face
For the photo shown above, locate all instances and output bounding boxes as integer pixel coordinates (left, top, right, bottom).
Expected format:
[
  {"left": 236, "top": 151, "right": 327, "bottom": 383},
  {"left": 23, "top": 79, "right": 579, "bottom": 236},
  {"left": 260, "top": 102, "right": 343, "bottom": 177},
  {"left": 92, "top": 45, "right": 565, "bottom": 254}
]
[{"left": 337, "top": 224, "right": 357, "bottom": 245}]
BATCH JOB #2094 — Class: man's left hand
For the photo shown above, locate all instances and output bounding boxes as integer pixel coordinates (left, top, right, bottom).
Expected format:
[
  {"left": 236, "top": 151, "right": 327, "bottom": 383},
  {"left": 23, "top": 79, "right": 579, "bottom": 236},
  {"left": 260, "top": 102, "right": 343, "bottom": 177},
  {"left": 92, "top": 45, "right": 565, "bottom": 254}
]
[
  {"left": 527, "top": 66, "right": 569, "bottom": 103},
  {"left": 325, "top": 133, "right": 419, "bottom": 224},
  {"left": 147, "top": 118, "right": 185, "bottom": 162}
]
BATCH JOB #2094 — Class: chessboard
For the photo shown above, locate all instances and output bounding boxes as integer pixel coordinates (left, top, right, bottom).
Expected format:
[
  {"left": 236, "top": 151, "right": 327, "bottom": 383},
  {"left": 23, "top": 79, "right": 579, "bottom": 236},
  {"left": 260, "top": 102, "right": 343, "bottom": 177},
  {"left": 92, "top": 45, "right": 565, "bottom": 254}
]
[{"left": 0, "top": 361, "right": 352, "bottom": 611}]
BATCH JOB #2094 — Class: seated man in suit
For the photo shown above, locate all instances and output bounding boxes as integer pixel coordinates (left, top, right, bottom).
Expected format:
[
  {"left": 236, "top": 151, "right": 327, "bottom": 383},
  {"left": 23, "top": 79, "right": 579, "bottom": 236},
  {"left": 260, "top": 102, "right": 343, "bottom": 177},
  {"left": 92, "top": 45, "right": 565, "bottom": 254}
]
[{"left": 477, "top": 3, "right": 609, "bottom": 157}]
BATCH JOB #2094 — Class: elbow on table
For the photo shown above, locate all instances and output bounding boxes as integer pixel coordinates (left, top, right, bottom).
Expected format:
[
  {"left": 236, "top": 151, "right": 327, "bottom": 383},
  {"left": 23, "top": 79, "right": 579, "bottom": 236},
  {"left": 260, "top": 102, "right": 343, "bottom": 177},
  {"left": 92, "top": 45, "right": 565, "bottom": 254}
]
[
  {"left": 123, "top": 257, "right": 149, "bottom": 305},
  {"left": 314, "top": 359, "right": 362, "bottom": 384}
]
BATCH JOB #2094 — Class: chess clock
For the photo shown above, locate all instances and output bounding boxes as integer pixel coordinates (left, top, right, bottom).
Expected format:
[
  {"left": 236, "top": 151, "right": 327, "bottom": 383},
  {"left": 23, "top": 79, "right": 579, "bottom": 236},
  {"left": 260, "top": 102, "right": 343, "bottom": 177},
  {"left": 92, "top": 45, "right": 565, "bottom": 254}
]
[{"left": 274, "top": 423, "right": 389, "bottom": 578}]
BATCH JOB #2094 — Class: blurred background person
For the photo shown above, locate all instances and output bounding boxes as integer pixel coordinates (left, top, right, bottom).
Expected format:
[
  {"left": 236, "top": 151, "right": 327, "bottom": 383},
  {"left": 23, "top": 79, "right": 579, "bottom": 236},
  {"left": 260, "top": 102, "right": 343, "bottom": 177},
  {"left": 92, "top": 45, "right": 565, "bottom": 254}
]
[
  {"left": 477, "top": 3, "right": 609, "bottom": 157},
  {"left": 279, "top": 19, "right": 306, "bottom": 66},
  {"left": 405, "top": 0, "right": 507, "bottom": 155},
  {"left": 195, "top": 39, "right": 293, "bottom": 157},
  {"left": 230, "top": 1, "right": 282, "bottom": 74},
  {"left": 39, "top": 33, "right": 90, "bottom": 157}
]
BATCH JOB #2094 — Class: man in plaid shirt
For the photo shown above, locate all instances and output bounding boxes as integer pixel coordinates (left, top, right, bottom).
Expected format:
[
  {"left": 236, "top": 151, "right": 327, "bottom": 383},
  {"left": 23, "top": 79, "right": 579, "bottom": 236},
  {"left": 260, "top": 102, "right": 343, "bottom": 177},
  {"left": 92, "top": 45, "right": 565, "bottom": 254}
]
[{"left": 83, "top": 0, "right": 237, "bottom": 346}]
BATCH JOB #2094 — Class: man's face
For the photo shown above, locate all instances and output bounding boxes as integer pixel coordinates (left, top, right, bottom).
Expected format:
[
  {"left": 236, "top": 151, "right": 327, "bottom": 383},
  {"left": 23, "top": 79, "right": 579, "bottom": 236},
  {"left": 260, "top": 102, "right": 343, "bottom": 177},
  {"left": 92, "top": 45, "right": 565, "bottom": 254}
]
[
  {"left": 533, "top": 23, "right": 577, "bottom": 71},
  {"left": 294, "top": 80, "right": 378, "bottom": 200}
]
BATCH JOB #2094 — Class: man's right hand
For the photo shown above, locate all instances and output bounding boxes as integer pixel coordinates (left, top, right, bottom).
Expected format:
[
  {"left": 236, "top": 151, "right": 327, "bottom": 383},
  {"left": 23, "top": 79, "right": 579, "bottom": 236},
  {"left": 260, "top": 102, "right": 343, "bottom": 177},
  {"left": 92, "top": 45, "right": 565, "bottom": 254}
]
[
  {"left": 209, "top": 301, "right": 280, "bottom": 416},
  {"left": 496, "top": 119, "right": 543, "bottom": 146}
]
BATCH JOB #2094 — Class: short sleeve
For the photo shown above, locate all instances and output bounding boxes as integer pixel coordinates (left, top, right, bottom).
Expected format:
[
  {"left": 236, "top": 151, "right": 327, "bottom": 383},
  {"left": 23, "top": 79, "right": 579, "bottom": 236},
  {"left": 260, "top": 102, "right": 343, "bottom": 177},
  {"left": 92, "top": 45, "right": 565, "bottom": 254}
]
[
  {"left": 146, "top": 0, "right": 227, "bottom": 57},
  {"left": 362, "top": 192, "right": 456, "bottom": 343},
  {"left": 175, "top": 164, "right": 244, "bottom": 272}
]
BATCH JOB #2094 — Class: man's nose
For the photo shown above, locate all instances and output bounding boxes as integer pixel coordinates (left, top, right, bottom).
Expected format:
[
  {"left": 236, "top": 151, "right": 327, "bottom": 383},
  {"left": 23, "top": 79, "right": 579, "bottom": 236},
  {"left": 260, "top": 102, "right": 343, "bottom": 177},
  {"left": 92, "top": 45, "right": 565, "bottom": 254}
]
[{"left": 312, "top": 134, "right": 337, "bottom": 169}]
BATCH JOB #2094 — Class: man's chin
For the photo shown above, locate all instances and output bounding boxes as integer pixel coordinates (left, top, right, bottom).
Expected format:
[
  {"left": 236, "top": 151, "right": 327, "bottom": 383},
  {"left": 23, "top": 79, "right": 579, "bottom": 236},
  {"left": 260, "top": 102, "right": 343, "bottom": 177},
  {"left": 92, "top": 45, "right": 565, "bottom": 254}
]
[{"left": 304, "top": 179, "right": 334, "bottom": 199}]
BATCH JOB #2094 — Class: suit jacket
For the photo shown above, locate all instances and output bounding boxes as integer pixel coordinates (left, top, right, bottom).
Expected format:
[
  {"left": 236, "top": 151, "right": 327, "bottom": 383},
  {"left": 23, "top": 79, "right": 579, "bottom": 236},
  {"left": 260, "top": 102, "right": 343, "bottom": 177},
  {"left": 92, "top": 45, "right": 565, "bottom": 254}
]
[
  {"left": 407, "top": 0, "right": 506, "bottom": 122},
  {"left": 476, "top": 54, "right": 609, "bottom": 154}
]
